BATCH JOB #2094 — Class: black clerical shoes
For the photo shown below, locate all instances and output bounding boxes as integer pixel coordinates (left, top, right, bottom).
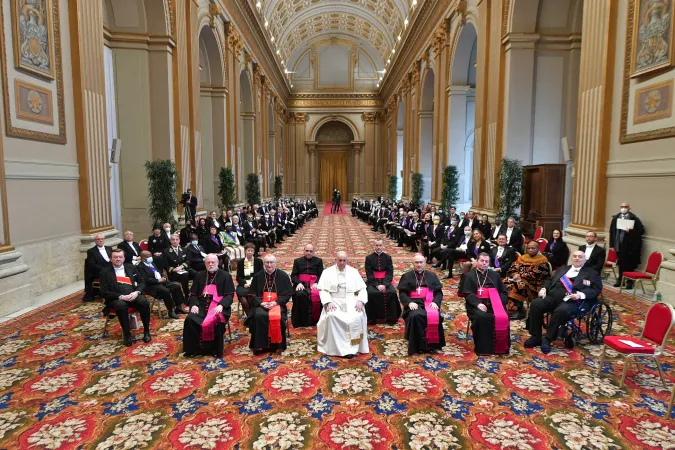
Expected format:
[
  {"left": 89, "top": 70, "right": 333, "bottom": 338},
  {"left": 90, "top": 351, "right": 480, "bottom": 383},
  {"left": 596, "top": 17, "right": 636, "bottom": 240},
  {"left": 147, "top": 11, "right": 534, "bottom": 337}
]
[
  {"left": 175, "top": 307, "right": 189, "bottom": 315},
  {"left": 168, "top": 311, "right": 180, "bottom": 320},
  {"left": 143, "top": 332, "right": 152, "bottom": 343},
  {"left": 123, "top": 334, "right": 134, "bottom": 347}
]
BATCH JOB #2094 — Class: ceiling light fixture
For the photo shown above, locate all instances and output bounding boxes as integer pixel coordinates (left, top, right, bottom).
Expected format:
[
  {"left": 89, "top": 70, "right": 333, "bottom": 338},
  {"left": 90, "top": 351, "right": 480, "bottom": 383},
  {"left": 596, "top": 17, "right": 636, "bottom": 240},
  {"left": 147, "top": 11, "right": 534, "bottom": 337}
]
[
  {"left": 290, "top": 84, "right": 294, "bottom": 88},
  {"left": 397, "top": 34, "right": 401, "bottom": 41},
  {"left": 265, "top": 19, "right": 268, "bottom": 28},
  {"left": 256, "top": 1, "right": 261, "bottom": 10},
  {"left": 387, "top": 58, "right": 391, "bottom": 64},
  {"left": 412, "top": 0, "right": 417, "bottom": 6},
  {"left": 392, "top": 48, "right": 396, "bottom": 54},
  {"left": 276, "top": 49, "right": 280, "bottom": 55},
  {"left": 377, "top": 83, "right": 380, "bottom": 87},
  {"left": 404, "top": 18, "right": 409, "bottom": 27},
  {"left": 271, "top": 36, "right": 275, "bottom": 42}
]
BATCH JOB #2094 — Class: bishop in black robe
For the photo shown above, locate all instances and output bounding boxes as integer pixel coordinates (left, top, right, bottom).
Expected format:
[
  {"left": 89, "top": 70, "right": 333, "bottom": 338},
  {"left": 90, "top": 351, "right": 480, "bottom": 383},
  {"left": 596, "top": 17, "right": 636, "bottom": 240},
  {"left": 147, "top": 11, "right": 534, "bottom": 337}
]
[
  {"left": 365, "top": 249, "right": 401, "bottom": 325},
  {"left": 459, "top": 261, "right": 510, "bottom": 355},
  {"left": 183, "top": 266, "right": 235, "bottom": 358},
  {"left": 290, "top": 250, "right": 324, "bottom": 327},
  {"left": 398, "top": 258, "right": 445, "bottom": 355},
  {"left": 246, "top": 263, "right": 293, "bottom": 353}
]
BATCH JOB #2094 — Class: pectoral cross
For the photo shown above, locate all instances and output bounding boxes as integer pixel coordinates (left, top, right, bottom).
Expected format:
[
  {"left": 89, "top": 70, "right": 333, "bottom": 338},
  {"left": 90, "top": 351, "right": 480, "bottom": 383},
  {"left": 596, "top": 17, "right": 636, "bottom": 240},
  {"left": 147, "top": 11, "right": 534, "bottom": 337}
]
[
  {"left": 417, "top": 287, "right": 421, "bottom": 295},
  {"left": 478, "top": 288, "right": 483, "bottom": 295},
  {"left": 266, "top": 292, "right": 273, "bottom": 301}
]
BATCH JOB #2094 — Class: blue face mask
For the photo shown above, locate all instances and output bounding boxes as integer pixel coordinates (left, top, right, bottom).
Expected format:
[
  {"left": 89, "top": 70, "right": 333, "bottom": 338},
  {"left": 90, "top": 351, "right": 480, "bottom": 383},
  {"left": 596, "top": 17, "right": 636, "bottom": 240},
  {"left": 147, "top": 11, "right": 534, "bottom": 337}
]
[
  {"left": 192, "top": 240, "right": 198, "bottom": 246},
  {"left": 146, "top": 257, "right": 153, "bottom": 264}
]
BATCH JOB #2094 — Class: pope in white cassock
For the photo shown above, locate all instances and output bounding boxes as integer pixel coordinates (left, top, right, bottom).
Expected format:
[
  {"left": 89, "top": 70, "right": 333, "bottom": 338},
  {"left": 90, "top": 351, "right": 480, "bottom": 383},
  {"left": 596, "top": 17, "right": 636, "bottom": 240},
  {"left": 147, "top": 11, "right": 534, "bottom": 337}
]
[{"left": 316, "top": 251, "right": 369, "bottom": 358}]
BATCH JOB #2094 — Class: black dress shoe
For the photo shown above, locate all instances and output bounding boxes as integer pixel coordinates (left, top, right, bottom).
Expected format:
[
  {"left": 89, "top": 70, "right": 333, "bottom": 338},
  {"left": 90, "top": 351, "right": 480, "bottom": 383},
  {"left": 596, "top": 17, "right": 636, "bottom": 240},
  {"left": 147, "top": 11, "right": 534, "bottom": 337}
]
[
  {"left": 143, "top": 332, "right": 152, "bottom": 343},
  {"left": 183, "top": 352, "right": 197, "bottom": 358},
  {"left": 123, "top": 334, "right": 134, "bottom": 347},
  {"left": 252, "top": 349, "right": 264, "bottom": 355},
  {"left": 524, "top": 336, "right": 541, "bottom": 348},
  {"left": 612, "top": 281, "right": 621, "bottom": 287},
  {"left": 82, "top": 295, "right": 95, "bottom": 303},
  {"left": 343, "top": 354, "right": 356, "bottom": 359},
  {"left": 509, "top": 311, "right": 526, "bottom": 320},
  {"left": 175, "top": 307, "right": 189, "bottom": 315},
  {"left": 168, "top": 311, "right": 180, "bottom": 320}
]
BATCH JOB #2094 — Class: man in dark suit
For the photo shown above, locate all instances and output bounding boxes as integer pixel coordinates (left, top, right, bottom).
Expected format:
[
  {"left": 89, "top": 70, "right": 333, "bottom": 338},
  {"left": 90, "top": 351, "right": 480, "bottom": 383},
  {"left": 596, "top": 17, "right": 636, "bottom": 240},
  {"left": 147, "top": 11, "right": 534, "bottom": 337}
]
[
  {"left": 83, "top": 234, "right": 113, "bottom": 302},
  {"left": 118, "top": 231, "right": 142, "bottom": 265},
  {"left": 185, "top": 233, "right": 207, "bottom": 271},
  {"left": 137, "top": 251, "right": 183, "bottom": 319},
  {"left": 609, "top": 202, "right": 645, "bottom": 288},
  {"left": 181, "top": 188, "right": 197, "bottom": 223},
  {"left": 499, "top": 217, "right": 523, "bottom": 250},
  {"left": 525, "top": 250, "right": 603, "bottom": 354},
  {"left": 164, "top": 234, "right": 197, "bottom": 299},
  {"left": 332, "top": 188, "right": 338, "bottom": 213},
  {"left": 422, "top": 215, "right": 444, "bottom": 261},
  {"left": 99, "top": 249, "right": 152, "bottom": 346},
  {"left": 460, "top": 211, "right": 479, "bottom": 231},
  {"left": 490, "top": 234, "right": 516, "bottom": 278},
  {"left": 578, "top": 231, "right": 606, "bottom": 275}
]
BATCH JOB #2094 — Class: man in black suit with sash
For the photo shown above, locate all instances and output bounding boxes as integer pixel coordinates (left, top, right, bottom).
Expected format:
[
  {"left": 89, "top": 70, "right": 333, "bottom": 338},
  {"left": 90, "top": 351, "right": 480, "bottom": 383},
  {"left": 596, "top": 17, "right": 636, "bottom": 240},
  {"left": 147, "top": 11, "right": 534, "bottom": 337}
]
[
  {"left": 137, "top": 251, "right": 184, "bottom": 319},
  {"left": 99, "top": 249, "right": 152, "bottom": 346},
  {"left": 578, "top": 231, "right": 606, "bottom": 275},
  {"left": 118, "top": 231, "right": 142, "bottom": 265},
  {"left": 83, "top": 234, "right": 113, "bottom": 302},
  {"left": 525, "top": 251, "right": 603, "bottom": 354},
  {"left": 490, "top": 234, "right": 516, "bottom": 278}
]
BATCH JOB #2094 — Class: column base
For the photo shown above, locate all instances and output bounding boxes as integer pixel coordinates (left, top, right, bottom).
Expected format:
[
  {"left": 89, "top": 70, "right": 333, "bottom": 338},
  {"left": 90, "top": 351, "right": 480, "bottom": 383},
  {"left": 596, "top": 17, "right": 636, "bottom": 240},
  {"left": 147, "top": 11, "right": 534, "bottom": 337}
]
[
  {"left": 0, "top": 250, "right": 29, "bottom": 280},
  {"left": 657, "top": 250, "right": 675, "bottom": 305}
]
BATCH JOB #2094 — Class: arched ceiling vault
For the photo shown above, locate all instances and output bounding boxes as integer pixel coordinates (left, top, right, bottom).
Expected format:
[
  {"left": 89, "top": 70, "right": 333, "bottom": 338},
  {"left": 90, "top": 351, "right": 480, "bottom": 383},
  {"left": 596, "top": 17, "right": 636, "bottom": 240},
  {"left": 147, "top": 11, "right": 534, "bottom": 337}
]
[{"left": 257, "top": 0, "right": 417, "bottom": 72}]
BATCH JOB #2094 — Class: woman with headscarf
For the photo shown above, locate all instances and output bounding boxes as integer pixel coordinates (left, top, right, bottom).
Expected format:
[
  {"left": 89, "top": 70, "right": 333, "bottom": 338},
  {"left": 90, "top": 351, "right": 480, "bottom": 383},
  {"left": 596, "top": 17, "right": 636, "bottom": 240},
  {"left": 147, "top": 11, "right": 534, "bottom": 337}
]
[
  {"left": 220, "top": 222, "right": 245, "bottom": 260},
  {"left": 503, "top": 240, "right": 551, "bottom": 319}
]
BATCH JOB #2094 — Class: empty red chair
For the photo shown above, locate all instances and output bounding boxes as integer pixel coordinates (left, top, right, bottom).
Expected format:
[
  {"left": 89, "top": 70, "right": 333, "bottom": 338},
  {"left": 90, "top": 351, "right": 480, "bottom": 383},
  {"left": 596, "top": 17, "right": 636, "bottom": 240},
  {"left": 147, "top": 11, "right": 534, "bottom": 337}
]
[
  {"left": 603, "top": 248, "right": 618, "bottom": 281},
  {"left": 620, "top": 251, "right": 663, "bottom": 296},
  {"left": 140, "top": 240, "right": 149, "bottom": 252},
  {"left": 598, "top": 302, "right": 675, "bottom": 398},
  {"left": 533, "top": 226, "right": 543, "bottom": 241},
  {"left": 537, "top": 238, "right": 548, "bottom": 253}
]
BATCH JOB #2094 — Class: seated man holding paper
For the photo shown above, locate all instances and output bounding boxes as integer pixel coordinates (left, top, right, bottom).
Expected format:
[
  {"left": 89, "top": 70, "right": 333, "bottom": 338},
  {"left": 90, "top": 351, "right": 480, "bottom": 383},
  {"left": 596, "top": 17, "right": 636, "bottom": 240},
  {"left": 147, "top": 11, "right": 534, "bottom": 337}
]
[
  {"left": 525, "top": 251, "right": 602, "bottom": 354},
  {"left": 290, "top": 244, "right": 324, "bottom": 328},
  {"left": 398, "top": 253, "right": 444, "bottom": 356},
  {"left": 458, "top": 252, "right": 510, "bottom": 355},
  {"left": 317, "top": 251, "right": 369, "bottom": 358}
]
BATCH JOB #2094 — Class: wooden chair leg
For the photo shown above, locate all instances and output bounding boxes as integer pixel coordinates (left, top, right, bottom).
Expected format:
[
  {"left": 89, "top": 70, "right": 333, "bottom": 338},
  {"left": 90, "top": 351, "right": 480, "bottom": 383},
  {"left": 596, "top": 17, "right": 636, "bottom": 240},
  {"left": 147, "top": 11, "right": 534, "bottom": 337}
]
[
  {"left": 632, "top": 279, "right": 638, "bottom": 297},
  {"left": 640, "top": 280, "right": 646, "bottom": 295},
  {"left": 620, "top": 355, "right": 632, "bottom": 387},
  {"left": 619, "top": 276, "right": 625, "bottom": 293},
  {"left": 597, "top": 344, "right": 606, "bottom": 374}
]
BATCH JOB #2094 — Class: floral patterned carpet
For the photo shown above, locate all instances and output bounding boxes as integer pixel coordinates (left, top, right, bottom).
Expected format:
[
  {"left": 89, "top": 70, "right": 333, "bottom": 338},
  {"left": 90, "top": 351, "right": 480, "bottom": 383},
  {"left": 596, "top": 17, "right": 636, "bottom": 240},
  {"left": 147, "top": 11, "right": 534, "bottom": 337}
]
[{"left": 0, "top": 211, "right": 674, "bottom": 449}]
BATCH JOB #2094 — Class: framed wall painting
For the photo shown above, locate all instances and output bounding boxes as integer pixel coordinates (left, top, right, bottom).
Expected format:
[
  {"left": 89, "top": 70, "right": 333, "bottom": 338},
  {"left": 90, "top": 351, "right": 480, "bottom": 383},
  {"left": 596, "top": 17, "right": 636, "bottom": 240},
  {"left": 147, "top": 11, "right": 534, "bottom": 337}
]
[
  {"left": 633, "top": 79, "right": 674, "bottom": 124},
  {"left": 14, "top": 79, "right": 53, "bottom": 124},
  {"left": 10, "top": 0, "right": 54, "bottom": 80},
  {"left": 631, "top": 0, "right": 675, "bottom": 78},
  {"left": 0, "top": 0, "right": 65, "bottom": 143}
]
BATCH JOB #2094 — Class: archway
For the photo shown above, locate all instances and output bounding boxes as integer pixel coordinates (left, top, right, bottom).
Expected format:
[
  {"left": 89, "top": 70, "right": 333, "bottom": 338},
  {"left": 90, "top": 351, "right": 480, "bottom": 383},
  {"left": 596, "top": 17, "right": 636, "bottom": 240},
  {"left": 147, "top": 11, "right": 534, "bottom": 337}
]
[
  {"left": 419, "top": 70, "right": 434, "bottom": 205},
  {"left": 239, "top": 70, "right": 254, "bottom": 202},
  {"left": 448, "top": 22, "right": 477, "bottom": 210},
  {"left": 198, "top": 25, "right": 226, "bottom": 212},
  {"left": 396, "top": 100, "right": 405, "bottom": 199},
  {"left": 102, "top": 0, "right": 172, "bottom": 235},
  {"left": 315, "top": 121, "right": 354, "bottom": 202}
]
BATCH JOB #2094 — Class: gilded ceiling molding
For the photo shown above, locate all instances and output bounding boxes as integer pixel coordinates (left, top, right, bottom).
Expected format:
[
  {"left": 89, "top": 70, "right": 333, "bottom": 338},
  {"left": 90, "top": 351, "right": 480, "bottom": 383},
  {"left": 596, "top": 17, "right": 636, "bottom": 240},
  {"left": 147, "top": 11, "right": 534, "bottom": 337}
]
[
  {"left": 292, "top": 93, "right": 380, "bottom": 99},
  {"left": 288, "top": 99, "right": 382, "bottom": 108},
  {"left": 294, "top": 112, "right": 307, "bottom": 124},
  {"left": 362, "top": 112, "right": 378, "bottom": 123},
  {"left": 168, "top": 0, "right": 176, "bottom": 40}
]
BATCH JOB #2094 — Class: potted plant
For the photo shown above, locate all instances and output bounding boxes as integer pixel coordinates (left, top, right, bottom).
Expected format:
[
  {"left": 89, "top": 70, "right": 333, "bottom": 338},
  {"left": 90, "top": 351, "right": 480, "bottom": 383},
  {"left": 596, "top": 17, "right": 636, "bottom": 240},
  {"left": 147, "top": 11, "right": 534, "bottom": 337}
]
[
  {"left": 145, "top": 159, "right": 179, "bottom": 228},
  {"left": 274, "top": 175, "right": 283, "bottom": 201},
  {"left": 388, "top": 175, "right": 398, "bottom": 201},
  {"left": 245, "top": 173, "right": 262, "bottom": 206},
  {"left": 411, "top": 172, "right": 424, "bottom": 206},
  {"left": 218, "top": 167, "right": 237, "bottom": 210},
  {"left": 496, "top": 157, "right": 523, "bottom": 223},
  {"left": 441, "top": 165, "right": 460, "bottom": 212}
]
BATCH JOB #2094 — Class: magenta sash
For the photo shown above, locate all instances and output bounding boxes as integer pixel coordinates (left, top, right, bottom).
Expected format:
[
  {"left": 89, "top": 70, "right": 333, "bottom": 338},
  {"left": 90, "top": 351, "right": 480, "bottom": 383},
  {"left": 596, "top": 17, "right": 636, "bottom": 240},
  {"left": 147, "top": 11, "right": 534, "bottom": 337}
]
[
  {"left": 298, "top": 274, "right": 321, "bottom": 322},
  {"left": 373, "top": 271, "right": 387, "bottom": 279},
  {"left": 201, "top": 284, "right": 224, "bottom": 342},
  {"left": 410, "top": 287, "right": 440, "bottom": 345},
  {"left": 476, "top": 288, "right": 509, "bottom": 354}
]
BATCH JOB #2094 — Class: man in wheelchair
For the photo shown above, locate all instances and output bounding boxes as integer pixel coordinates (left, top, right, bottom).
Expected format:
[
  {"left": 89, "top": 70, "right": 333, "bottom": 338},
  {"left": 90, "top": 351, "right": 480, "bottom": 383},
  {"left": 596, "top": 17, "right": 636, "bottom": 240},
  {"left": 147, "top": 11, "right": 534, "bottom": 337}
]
[{"left": 525, "top": 251, "right": 603, "bottom": 354}]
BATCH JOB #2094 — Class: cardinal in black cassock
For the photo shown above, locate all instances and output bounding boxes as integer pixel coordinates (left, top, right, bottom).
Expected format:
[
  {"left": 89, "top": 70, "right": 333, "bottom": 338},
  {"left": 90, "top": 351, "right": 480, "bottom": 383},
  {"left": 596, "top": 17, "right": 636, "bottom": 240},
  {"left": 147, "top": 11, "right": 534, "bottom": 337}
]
[
  {"left": 290, "top": 248, "right": 324, "bottom": 328},
  {"left": 458, "top": 254, "right": 510, "bottom": 355},
  {"left": 365, "top": 245, "right": 401, "bottom": 325},
  {"left": 246, "top": 259, "right": 293, "bottom": 354},
  {"left": 183, "top": 262, "right": 235, "bottom": 358},
  {"left": 398, "top": 255, "right": 445, "bottom": 355}
]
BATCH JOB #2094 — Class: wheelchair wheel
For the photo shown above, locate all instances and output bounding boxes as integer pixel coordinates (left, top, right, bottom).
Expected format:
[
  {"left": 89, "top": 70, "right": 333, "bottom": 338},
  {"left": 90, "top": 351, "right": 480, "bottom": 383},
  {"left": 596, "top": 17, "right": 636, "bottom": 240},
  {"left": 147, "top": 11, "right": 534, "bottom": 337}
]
[{"left": 586, "top": 302, "right": 613, "bottom": 344}]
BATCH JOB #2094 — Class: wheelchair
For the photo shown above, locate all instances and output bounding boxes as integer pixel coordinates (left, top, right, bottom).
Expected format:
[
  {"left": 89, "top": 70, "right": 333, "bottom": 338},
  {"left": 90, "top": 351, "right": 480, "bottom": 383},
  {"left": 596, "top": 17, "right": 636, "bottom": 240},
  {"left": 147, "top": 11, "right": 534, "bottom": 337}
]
[{"left": 543, "top": 297, "right": 613, "bottom": 349}]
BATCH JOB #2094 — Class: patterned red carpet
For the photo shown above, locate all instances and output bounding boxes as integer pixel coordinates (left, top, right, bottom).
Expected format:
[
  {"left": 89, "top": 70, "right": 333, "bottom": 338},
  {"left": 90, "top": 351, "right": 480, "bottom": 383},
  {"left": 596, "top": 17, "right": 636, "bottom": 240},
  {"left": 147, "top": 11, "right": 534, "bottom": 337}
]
[
  {"left": 321, "top": 201, "right": 348, "bottom": 215},
  {"left": 0, "top": 211, "right": 673, "bottom": 449}
]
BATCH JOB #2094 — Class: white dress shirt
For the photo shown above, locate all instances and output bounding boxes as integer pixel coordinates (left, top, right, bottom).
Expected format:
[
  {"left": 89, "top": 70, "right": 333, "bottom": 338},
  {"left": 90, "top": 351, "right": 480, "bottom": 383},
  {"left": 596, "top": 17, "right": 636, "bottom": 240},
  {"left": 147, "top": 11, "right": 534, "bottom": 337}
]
[
  {"left": 497, "top": 246, "right": 504, "bottom": 258},
  {"left": 563, "top": 266, "right": 585, "bottom": 299},
  {"left": 506, "top": 227, "right": 514, "bottom": 241},
  {"left": 584, "top": 244, "right": 595, "bottom": 260},
  {"left": 98, "top": 246, "right": 110, "bottom": 262}
]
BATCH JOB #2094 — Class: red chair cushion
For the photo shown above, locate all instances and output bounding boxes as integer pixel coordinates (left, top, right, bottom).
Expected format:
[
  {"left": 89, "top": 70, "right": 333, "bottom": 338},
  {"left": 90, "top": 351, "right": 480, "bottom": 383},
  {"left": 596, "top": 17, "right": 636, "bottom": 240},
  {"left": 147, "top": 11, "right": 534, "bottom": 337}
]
[
  {"left": 103, "top": 307, "right": 138, "bottom": 316},
  {"left": 603, "top": 336, "right": 656, "bottom": 355},
  {"left": 622, "top": 272, "right": 652, "bottom": 279}
]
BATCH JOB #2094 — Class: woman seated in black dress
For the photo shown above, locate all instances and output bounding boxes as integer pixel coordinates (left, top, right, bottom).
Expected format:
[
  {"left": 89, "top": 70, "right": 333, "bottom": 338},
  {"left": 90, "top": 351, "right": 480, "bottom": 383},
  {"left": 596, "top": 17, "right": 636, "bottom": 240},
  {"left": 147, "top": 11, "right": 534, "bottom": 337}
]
[
  {"left": 543, "top": 229, "right": 569, "bottom": 269},
  {"left": 201, "top": 225, "right": 229, "bottom": 270}
]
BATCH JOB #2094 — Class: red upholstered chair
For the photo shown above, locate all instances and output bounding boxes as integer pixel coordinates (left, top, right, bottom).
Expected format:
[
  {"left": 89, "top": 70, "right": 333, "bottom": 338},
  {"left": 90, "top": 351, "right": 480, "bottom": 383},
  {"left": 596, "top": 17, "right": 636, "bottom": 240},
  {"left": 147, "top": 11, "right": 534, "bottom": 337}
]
[
  {"left": 537, "top": 238, "right": 548, "bottom": 253},
  {"left": 140, "top": 240, "right": 149, "bottom": 252},
  {"left": 102, "top": 306, "right": 139, "bottom": 337},
  {"left": 603, "top": 248, "right": 618, "bottom": 281},
  {"left": 620, "top": 251, "right": 663, "bottom": 296},
  {"left": 533, "top": 226, "right": 543, "bottom": 242},
  {"left": 598, "top": 302, "right": 675, "bottom": 393}
]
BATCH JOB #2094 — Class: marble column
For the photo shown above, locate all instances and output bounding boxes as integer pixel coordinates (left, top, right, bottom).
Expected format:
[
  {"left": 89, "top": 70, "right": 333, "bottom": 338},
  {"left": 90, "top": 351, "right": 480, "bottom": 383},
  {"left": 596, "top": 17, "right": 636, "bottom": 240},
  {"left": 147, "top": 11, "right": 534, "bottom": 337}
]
[
  {"left": 69, "top": 0, "right": 121, "bottom": 253},
  {"left": 564, "top": 0, "right": 618, "bottom": 247},
  {"left": 431, "top": 23, "right": 450, "bottom": 205},
  {"left": 363, "top": 113, "right": 377, "bottom": 198},
  {"left": 502, "top": 33, "right": 539, "bottom": 165},
  {"left": 447, "top": 86, "right": 471, "bottom": 202},
  {"left": 306, "top": 142, "right": 317, "bottom": 200},
  {"left": 351, "top": 141, "right": 364, "bottom": 197},
  {"left": 294, "top": 113, "right": 307, "bottom": 196}
]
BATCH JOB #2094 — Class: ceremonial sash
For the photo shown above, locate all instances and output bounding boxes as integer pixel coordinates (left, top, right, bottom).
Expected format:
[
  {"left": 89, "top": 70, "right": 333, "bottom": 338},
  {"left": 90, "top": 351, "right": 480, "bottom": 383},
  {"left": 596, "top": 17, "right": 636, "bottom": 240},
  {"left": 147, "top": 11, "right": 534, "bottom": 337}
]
[
  {"left": 494, "top": 255, "right": 501, "bottom": 269},
  {"left": 201, "top": 284, "right": 224, "bottom": 342},
  {"left": 560, "top": 275, "right": 575, "bottom": 297},
  {"left": 298, "top": 274, "right": 321, "bottom": 322},
  {"left": 550, "top": 241, "right": 555, "bottom": 251},
  {"left": 410, "top": 287, "right": 440, "bottom": 345},
  {"left": 116, "top": 276, "right": 132, "bottom": 285},
  {"left": 476, "top": 288, "right": 509, "bottom": 354},
  {"left": 474, "top": 246, "right": 479, "bottom": 257},
  {"left": 373, "top": 271, "right": 387, "bottom": 279},
  {"left": 265, "top": 292, "right": 283, "bottom": 344}
]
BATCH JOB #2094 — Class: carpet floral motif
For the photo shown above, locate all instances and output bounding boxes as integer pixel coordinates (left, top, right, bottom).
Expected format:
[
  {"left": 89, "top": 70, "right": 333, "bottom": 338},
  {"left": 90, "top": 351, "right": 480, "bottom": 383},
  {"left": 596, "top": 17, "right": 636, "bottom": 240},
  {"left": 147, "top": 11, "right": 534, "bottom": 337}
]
[{"left": 0, "top": 209, "right": 673, "bottom": 448}]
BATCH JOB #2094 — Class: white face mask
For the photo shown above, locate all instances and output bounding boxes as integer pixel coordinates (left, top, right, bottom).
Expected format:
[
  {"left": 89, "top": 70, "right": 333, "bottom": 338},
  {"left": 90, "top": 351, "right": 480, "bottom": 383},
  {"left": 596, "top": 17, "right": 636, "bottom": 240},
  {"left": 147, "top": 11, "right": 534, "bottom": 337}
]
[
  {"left": 620, "top": 208, "right": 628, "bottom": 214},
  {"left": 464, "top": 231, "right": 472, "bottom": 237},
  {"left": 164, "top": 228, "right": 170, "bottom": 232}
]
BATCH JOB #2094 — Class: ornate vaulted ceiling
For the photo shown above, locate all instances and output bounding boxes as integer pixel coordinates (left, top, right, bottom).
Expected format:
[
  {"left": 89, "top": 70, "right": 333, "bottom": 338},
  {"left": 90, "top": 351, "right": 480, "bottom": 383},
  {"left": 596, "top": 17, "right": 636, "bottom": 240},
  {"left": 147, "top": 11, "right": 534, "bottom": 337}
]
[{"left": 256, "top": 0, "right": 416, "bottom": 76}]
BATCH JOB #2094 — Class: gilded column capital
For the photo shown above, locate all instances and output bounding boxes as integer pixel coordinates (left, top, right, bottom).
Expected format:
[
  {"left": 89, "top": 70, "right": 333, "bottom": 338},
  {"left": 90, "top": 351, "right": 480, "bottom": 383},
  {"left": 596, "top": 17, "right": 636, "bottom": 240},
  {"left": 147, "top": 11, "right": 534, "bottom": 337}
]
[
  {"left": 208, "top": 4, "right": 221, "bottom": 29},
  {"left": 306, "top": 141, "right": 318, "bottom": 154},
  {"left": 431, "top": 26, "right": 448, "bottom": 55},
  {"left": 454, "top": 0, "right": 468, "bottom": 23},
  {"left": 362, "top": 112, "right": 377, "bottom": 124},
  {"left": 226, "top": 26, "right": 242, "bottom": 53},
  {"left": 295, "top": 112, "right": 307, "bottom": 124}
]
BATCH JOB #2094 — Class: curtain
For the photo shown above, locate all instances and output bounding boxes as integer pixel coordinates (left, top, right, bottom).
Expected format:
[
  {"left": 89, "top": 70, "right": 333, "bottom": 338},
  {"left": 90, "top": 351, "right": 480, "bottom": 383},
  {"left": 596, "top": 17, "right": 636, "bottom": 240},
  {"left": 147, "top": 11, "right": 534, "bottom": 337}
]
[{"left": 319, "top": 151, "right": 348, "bottom": 202}]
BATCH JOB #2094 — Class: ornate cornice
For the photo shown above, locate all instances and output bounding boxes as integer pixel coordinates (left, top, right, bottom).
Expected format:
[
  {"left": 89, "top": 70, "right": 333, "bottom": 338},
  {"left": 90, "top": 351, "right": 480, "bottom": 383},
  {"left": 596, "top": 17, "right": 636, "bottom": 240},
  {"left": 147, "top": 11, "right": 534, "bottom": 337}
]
[
  {"left": 291, "top": 93, "right": 380, "bottom": 99},
  {"left": 289, "top": 98, "right": 382, "bottom": 108},
  {"left": 168, "top": 0, "right": 176, "bottom": 40}
]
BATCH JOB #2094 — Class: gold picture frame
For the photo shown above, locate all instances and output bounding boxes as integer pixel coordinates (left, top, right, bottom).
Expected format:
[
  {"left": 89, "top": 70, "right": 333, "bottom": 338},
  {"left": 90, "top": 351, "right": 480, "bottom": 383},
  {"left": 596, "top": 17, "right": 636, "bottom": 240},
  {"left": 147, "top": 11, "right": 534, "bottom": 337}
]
[
  {"left": 633, "top": 79, "right": 674, "bottom": 124},
  {"left": 0, "top": 0, "right": 65, "bottom": 143},
  {"left": 14, "top": 79, "right": 53, "bottom": 124},
  {"left": 10, "top": 0, "right": 55, "bottom": 80},
  {"left": 631, "top": 0, "right": 675, "bottom": 78},
  {"left": 621, "top": 0, "right": 675, "bottom": 143}
]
